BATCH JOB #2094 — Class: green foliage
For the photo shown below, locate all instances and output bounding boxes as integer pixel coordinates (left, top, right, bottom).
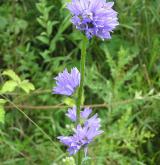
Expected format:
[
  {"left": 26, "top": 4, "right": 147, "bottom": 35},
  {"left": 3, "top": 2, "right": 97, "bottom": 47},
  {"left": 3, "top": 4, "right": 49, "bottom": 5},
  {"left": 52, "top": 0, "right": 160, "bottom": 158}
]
[
  {"left": 97, "top": 108, "right": 154, "bottom": 165},
  {"left": 2, "top": 70, "right": 21, "bottom": 83},
  {"left": 63, "top": 97, "right": 76, "bottom": 107},
  {"left": 36, "top": 0, "right": 71, "bottom": 62},
  {"left": 0, "top": 99, "right": 6, "bottom": 124},
  {"left": 36, "top": 0, "right": 56, "bottom": 46},
  {"left": 61, "top": 157, "right": 76, "bottom": 165},
  {"left": 1, "top": 69, "right": 35, "bottom": 94},
  {"left": 0, "top": 69, "right": 35, "bottom": 124},
  {"left": 0, "top": 0, "right": 160, "bottom": 164}
]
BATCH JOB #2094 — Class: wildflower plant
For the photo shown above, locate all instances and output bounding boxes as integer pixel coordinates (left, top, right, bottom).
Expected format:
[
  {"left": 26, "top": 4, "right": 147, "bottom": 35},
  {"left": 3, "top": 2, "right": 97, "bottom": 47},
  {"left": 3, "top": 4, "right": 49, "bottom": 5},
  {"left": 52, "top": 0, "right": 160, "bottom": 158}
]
[{"left": 53, "top": 0, "right": 119, "bottom": 164}]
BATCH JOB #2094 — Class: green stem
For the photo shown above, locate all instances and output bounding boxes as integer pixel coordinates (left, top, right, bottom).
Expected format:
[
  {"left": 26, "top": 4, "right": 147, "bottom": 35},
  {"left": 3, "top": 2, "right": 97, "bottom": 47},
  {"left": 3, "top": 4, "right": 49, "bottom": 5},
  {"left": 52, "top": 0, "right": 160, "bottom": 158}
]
[{"left": 76, "top": 35, "right": 88, "bottom": 165}]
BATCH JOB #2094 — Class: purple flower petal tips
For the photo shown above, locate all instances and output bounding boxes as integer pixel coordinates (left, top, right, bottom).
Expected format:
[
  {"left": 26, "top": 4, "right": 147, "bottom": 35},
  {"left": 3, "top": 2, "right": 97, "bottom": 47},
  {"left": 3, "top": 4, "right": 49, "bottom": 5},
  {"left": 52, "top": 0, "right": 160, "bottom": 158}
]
[
  {"left": 66, "top": 107, "right": 92, "bottom": 122},
  {"left": 84, "top": 113, "right": 101, "bottom": 129},
  {"left": 81, "top": 107, "right": 92, "bottom": 119},
  {"left": 57, "top": 136, "right": 81, "bottom": 155},
  {"left": 53, "top": 67, "right": 80, "bottom": 96},
  {"left": 66, "top": 106, "right": 77, "bottom": 122},
  {"left": 67, "top": 0, "right": 119, "bottom": 40}
]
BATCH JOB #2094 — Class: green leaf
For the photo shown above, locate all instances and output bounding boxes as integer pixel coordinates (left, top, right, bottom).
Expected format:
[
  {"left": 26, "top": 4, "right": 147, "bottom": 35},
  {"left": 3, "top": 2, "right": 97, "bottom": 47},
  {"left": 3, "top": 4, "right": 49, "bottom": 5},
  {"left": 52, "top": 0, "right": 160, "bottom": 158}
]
[
  {"left": 19, "top": 80, "right": 35, "bottom": 94},
  {"left": 47, "top": 21, "right": 58, "bottom": 36},
  {"left": 0, "top": 99, "right": 6, "bottom": 124},
  {"left": 0, "top": 99, "right": 7, "bottom": 105},
  {"left": 2, "top": 70, "right": 21, "bottom": 83},
  {"left": 40, "top": 50, "right": 50, "bottom": 62},
  {"left": 49, "top": 38, "right": 56, "bottom": 52},
  {"left": 63, "top": 98, "right": 75, "bottom": 106},
  {"left": 46, "top": 5, "right": 54, "bottom": 14},
  {"left": 36, "top": 3, "right": 45, "bottom": 13},
  {"left": 49, "top": 15, "right": 70, "bottom": 52},
  {"left": 0, "top": 105, "right": 5, "bottom": 124},
  {"left": 1, "top": 80, "right": 18, "bottom": 93},
  {"left": 46, "top": 21, "right": 53, "bottom": 36},
  {"left": 37, "top": 18, "right": 46, "bottom": 28},
  {"left": 0, "top": 16, "right": 8, "bottom": 30},
  {"left": 37, "top": 35, "right": 49, "bottom": 45}
]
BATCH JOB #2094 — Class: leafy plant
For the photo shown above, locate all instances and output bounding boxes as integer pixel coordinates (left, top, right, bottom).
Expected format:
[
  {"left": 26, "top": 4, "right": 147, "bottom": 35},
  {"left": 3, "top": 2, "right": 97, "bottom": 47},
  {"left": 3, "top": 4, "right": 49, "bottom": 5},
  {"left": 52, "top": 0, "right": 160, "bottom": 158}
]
[
  {"left": 1, "top": 69, "right": 35, "bottom": 94},
  {"left": 0, "top": 69, "right": 35, "bottom": 124}
]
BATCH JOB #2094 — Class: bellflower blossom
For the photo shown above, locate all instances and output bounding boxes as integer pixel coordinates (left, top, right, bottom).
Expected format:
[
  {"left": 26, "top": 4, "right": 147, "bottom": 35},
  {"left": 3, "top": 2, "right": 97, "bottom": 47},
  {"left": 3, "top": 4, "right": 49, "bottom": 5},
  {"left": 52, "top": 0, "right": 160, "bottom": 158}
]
[
  {"left": 66, "top": 106, "right": 92, "bottom": 122},
  {"left": 66, "top": 106, "right": 77, "bottom": 122},
  {"left": 53, "top": 67, "right": 80, "bottom": 96},
  {"left": 67, "top": 0, "right": 119, "bottom": 39},
  {"left": 58, "top": 107, "right": 103, "bottom": 155}
]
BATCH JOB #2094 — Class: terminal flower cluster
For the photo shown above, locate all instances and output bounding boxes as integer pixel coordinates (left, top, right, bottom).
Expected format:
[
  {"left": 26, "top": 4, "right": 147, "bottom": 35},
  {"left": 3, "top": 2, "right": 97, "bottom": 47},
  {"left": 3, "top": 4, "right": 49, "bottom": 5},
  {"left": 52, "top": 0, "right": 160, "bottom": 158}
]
[{"left": 67, "top": 0, "right": 119, "bottom": 39}]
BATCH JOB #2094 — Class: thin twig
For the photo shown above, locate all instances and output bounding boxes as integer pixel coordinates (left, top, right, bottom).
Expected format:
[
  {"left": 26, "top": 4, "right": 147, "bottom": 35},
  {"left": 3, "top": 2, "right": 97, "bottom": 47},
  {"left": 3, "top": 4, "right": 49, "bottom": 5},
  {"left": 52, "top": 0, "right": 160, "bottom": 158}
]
[
  {"left": 5, "top": 94, "right": 160, "bottom": 110},
  {"left": 4, "top": 89, "right": 51, "bottom": 96}
]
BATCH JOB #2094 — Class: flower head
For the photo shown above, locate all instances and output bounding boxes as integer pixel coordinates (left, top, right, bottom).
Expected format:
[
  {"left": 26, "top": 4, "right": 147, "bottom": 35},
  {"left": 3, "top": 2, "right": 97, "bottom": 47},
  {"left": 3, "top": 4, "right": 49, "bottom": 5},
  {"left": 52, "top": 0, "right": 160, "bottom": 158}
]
[
  {"left": 84, "top": 113, "right": 101, "bottom": 129},
  {"left": 58, "top": 123, "right": 103, "bottom": 155},
  {"left": 53, "top": 67, "right": 80, "bottom": 96},
  {"left": 58, "top": 107, "right": 103, "bottom": 155},
  {"left": 66, "top": 106, "right": 77, "bottom": 122},
  {"left": 67, "top": 0, "right": 119, "bottom": 39},
  {"left": 73, "top": 124, "right": 103, "bottom": 146},
  {"left": 81, "top": 107, "right": 92, "bottom": 119}
]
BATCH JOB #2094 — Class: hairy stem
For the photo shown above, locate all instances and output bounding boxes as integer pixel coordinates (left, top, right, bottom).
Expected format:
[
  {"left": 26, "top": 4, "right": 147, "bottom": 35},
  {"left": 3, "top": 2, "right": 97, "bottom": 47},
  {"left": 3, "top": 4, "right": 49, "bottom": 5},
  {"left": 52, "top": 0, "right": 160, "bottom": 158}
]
[{"left": 76, "top": 35, "right": 88, "bottom": 165}]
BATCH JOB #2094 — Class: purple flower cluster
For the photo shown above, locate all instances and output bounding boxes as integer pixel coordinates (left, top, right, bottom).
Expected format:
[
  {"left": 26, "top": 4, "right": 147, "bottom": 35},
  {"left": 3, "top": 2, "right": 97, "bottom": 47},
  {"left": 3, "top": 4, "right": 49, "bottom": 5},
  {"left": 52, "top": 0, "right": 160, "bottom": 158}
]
[
  {"left": 53, "top": 67, "right": 80, "bottom": 96},
  {"left": 58, "top": 107, "right": 103, "bottom": 155},
  {"left": 53, "top": 68, "right": 103, "bottom": 155},
  {"left": 67, "top": 0, "right": 119, "bottom": 39}
]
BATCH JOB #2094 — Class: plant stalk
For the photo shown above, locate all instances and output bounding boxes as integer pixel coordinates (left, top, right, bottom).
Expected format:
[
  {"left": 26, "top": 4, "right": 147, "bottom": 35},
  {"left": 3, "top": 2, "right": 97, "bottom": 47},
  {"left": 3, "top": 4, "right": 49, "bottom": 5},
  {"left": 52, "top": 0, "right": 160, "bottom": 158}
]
[{"left": 76, "top": 35, "right": 88, "bottom": 165}]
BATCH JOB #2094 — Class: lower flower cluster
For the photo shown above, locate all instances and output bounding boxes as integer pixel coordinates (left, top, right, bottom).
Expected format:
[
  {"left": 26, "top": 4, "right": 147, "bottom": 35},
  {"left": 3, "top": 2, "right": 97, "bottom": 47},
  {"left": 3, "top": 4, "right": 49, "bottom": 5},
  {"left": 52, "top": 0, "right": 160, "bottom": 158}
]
[
  {"left": 58, "top": 107, "right": 103, "bottom": 155},
  {"left": 53, "top": 68, "right": 103, "bottom": 156}
]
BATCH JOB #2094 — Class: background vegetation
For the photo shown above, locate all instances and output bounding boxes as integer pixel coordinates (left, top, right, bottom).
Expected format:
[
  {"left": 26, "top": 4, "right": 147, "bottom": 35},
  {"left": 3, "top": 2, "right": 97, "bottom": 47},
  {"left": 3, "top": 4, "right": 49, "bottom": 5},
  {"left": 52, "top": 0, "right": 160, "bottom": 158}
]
[{"left": 0, "top": 0, "right": 160, "bottom": 164}]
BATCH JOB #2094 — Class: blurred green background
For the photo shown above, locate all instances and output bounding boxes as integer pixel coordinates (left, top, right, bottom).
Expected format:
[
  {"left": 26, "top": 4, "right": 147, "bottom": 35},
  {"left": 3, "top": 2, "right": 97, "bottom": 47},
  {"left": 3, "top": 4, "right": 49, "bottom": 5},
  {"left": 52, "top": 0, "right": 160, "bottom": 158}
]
[{"left": 0, "top": 0, "right": 160, "bottom": 164}]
